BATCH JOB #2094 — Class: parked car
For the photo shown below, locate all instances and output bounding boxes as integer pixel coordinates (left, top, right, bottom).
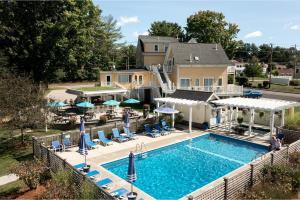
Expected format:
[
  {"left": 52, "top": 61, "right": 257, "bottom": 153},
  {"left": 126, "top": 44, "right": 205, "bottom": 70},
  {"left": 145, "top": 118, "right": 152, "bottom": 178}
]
[{"left": 243, "top": 90, "right": 263, "bottom": 98}]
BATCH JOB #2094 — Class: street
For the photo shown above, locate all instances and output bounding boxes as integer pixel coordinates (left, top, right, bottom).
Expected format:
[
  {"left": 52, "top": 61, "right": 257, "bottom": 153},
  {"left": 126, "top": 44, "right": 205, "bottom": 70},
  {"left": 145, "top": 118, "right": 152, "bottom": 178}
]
[{"left": 258, "top": 90, "right": 300, "bottom": 102}]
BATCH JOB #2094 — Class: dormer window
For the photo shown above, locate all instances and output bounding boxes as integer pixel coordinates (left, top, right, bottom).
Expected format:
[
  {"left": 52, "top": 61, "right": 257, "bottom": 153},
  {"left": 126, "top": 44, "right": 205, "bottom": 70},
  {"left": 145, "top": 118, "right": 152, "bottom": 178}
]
[{"left": 154, "top": 44, "right": 159, "bottom": 52}]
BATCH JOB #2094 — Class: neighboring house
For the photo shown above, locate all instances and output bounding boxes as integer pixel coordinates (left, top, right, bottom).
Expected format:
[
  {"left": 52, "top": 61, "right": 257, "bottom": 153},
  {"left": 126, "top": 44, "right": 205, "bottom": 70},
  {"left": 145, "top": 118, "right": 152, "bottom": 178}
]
[
  {"left": 136, "top": 35, "right": 178, "bottom": 67},
  {"left": 231, "top": 60, "right": 246, "bottom": 75},
  {"left": 277, "top": 68, "right": 294, "bottom": 76},
  {"left": 295, "top": 66, "right": 300, "bottom": 79}
]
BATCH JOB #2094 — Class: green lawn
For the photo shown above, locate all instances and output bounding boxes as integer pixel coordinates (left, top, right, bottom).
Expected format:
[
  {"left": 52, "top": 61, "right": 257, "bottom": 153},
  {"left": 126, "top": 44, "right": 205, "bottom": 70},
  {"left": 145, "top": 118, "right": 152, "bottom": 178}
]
[
  {"left": 249, "top": 82, "right": 300, "bottom": 94},
  {"left": 0, "top": 180, "right": 26, "bottom": 198},
  {"left": 77, "top": 86, "right": 115, "bottom": 91}
]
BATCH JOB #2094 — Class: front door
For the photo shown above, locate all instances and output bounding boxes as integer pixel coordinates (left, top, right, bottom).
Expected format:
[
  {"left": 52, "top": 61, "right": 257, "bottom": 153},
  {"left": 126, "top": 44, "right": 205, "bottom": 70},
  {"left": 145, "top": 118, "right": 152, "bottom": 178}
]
[{"left": 106, "top": 75, "right": 111, "bottom": 86}]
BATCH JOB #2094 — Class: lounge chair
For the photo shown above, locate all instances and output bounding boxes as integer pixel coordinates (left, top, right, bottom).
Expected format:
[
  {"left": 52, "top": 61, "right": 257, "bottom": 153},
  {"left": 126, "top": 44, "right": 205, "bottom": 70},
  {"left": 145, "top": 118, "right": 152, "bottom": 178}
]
[
  {"left": 111, "top": 188, "right": 129, "bottom": 199},
  {"left": 73, "top": 163, "right": 86, "bottom": 169},
  {"left": 123, "top": 127, "right": 138, "bottom": 140},
  {"left": 144, "top": 124, "right": 160, "bottom": 138},
  {"left": 63, "top": 137, "right": 72, "bottom": 150},
  {"left": 97, "top": 131, "right": 113, "bottom": 146},
  {"left": 84, "top": 133, "right": 97, "bottom": 149},
  {"left": 86, "top": 170, "right": 100, "bottom": 179},
  {"left": 154, "top": 123, "right": 169, "bottom": 136},
  {"left": 161, "top": 119, "right": 171, "bottom": 132},
  {"left": 112, "top": 128, "right": 128, "bottom": 143},
  {"left": 96, "top": 178, "right": 113, "bottom": 189},
  {"left": 51, "top": 140, "right": 62, "bottom": 152}
]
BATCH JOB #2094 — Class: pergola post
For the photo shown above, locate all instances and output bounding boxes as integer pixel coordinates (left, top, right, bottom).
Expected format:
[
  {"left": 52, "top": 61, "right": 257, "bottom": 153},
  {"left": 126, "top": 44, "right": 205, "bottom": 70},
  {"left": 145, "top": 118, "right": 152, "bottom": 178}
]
[
  {"left": 249, "top": 108, "right": 255, "bottom": 136},
  {"left": 235, "top": 107, "right": 239, "bottom": 122},
  {"left": 189, "top": 106, "right": 193, "bottom": 133},
  {"left": 270, "top": 111, "right": 275, "bottom": 140},
  {"left": 156, "top": 102, "right": 160, "bottom": 116},
  {"left": 172, "top": 104, "right": 175, "bottom": 128},
  {"left": 229, "top": 106, "right": 233, "bottom": 132},
  {"left": 281, "top": 109, "right": 285, "bottom": 127}
]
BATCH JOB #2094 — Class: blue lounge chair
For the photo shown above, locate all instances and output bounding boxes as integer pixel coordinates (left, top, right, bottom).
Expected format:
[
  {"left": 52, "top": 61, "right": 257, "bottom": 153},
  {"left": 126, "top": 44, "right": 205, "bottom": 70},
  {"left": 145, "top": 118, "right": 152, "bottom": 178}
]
[
  {"left": 144, "top": 124, "right": 160, "bottom": 138},
  {"left": 73, "top": 163, "right": 86, "bottom": 169},
  {"left": 161, "top": 119, "right": 171, "bottom": 132},
  {"left": 154, "top": 123, "right": 169, "bottom": 136},
  {"left": 63, "top": 137, "right": 72, "bottom": 150},
  {"left": 84, "top": 133, "right": 97, "bottom": 149},
  {"left": 123, "top": 127, "right": 138, "bottom": 140},
  {"left": 97, "top": 131, "right": 113, "bottom": 146},
  {"left": 51, "top": 140, "right": 62, "bottom": 152},
  {"left": 86, "top": 170, "right": 100, "bottom": 179},
  {"left": 112, "top": 128, "right": 128, "bottom": 143},
  {"left": 96, "top": 178, "right": 113, "bottom": 188},
  {"left": 111, "top": 188, "right": 129, "bottom": 198}
]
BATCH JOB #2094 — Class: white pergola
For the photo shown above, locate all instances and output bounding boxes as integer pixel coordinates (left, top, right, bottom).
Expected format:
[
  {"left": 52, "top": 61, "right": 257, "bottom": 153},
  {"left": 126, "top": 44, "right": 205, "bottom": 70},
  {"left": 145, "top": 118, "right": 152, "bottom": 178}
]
[
  {"left": 154, "top": 97, "right": 202, "bottom": 133},
  {"left": 212, "top": 97, "right": 300, "bottom": 139}
]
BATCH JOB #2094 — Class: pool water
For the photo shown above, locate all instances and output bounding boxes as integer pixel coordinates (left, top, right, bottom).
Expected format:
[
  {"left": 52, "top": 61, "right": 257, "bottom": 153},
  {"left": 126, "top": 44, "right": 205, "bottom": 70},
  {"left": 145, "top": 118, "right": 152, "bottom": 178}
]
[{"left": 102, "top": 133, "right": 268, "bottom": 199}]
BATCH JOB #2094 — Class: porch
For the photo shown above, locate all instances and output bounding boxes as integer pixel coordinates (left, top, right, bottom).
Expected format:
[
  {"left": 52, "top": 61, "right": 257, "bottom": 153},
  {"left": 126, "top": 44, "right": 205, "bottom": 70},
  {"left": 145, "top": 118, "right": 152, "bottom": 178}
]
[{"left": 178, "top": 84, "right": 243, "bottom": 96}]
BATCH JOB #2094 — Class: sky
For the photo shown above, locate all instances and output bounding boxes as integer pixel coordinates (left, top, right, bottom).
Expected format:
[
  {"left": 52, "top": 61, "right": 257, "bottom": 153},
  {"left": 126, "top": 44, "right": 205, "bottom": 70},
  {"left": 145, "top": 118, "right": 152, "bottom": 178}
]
[{"left": 94, "top": 0, "right": 300, "bottom": 48}]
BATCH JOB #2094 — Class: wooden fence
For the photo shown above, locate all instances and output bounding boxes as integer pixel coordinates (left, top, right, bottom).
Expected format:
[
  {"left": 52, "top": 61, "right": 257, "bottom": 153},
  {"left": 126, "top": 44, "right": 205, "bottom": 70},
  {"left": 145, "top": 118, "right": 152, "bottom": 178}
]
[{"left": 191, "top": 139, "right": 300, "bottom": 200}]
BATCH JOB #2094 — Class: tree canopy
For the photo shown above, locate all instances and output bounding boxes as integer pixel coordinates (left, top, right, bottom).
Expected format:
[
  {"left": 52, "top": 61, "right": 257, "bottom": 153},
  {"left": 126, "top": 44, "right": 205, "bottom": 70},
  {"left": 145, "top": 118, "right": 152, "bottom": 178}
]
[
  {"left": 185, "top": 10, "right": 239, "bottom": 59},
  {"left": 148, "top": 20, "right": 184, "bottom": 39},
  {"left": 0, "top": 0, "right": 121, "bottom": 84},
  {"left": 244, "top": 57, "right": 263, "bottom": 80}
]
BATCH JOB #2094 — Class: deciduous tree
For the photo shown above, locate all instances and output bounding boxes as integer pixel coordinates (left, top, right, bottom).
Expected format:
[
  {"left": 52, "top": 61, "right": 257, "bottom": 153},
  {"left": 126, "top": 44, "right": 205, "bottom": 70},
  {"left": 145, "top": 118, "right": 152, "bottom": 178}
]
[{"left": 148, "top": 20, "right": 184, "bottom": 38}]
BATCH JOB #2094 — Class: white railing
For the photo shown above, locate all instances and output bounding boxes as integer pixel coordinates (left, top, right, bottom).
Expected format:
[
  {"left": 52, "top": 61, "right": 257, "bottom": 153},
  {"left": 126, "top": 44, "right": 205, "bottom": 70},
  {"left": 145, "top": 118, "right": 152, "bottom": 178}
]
[
  {"left": 152, "top": 65, "right": 174, "bottom": 94},
  {"left": 163, "top": 65, "right": 172, "bottom": 89},
  {"left": 178, "top": 84, "right": 243, "bottom": 96},
  {"left": 100, "top": 81, "right": 114, "bottom": 87}
]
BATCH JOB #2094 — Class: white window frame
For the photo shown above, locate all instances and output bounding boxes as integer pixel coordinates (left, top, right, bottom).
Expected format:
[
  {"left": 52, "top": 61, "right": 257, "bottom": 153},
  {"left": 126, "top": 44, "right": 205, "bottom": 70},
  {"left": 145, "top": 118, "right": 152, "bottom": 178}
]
[
  {"left": 106, "top": 75, "right": 112, "bottom": 86},
  {"left": 180, "top": 78, "right": 191, "bottom": 89},
  {"left": 154, "top": 44, "right": 159, "bottom": 52},
  {"left": 138, "top": 75, "right": 143, "bottom": 85},
  {"left": 195, "top": 78, "right": 200, "bottom": 86},
  {"left": 203, "top": 77, "right": 215, "bottom": 86}
]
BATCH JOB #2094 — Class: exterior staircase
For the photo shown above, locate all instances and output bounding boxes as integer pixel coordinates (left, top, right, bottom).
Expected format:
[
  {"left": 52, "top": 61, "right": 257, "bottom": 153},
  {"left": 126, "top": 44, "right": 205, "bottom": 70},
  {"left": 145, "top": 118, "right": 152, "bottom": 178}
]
[{"left": 151, "top": 65, "right": 175, "bottom": 94}]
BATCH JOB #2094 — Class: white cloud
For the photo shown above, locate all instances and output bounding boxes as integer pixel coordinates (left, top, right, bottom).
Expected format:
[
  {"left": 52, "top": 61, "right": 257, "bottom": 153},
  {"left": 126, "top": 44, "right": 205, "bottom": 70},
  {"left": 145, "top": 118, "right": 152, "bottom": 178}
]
[
  {"left": 290, "top": 25, "right": 300, "bottom": 30},
  {"left": 244, "top": 31, "right": 263, "bottom": 39},
  {"left": 133, "top": 31, "right": 148, "bottom": 38},
  {"left": 117, "top": 16, "right": 140, "bottom": 26}
]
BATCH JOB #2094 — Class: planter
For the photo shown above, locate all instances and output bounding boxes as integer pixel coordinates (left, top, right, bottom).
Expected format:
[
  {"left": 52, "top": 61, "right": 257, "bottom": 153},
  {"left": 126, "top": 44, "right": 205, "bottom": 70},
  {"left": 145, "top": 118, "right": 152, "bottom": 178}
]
[
  {"left": 83, "top": 165, "right": 90, "bottom": 173},
  {"left": 127, "top": 192, "right": 137, "bottom": 200}
]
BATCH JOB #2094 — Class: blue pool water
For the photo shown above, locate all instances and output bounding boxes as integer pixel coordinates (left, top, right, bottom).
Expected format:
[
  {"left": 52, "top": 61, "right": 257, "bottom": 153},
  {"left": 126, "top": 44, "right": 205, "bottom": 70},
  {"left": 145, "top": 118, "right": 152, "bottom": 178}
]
[{"left": 102, "top": 133, "right": 268, "bottom": 199}]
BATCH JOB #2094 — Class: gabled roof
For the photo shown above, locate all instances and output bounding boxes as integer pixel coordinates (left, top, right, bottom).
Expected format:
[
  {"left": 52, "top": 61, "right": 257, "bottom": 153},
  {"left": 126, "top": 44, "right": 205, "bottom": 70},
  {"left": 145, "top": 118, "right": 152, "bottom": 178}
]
[
  {"left": 169, "top": 90, "right": 218, "bottom": 102},
  {"left": 168, "top": 43, "right": 232, "bottom": 65},
  {"left": 138, "top": 35, "right": 178, "bottom": 43}
]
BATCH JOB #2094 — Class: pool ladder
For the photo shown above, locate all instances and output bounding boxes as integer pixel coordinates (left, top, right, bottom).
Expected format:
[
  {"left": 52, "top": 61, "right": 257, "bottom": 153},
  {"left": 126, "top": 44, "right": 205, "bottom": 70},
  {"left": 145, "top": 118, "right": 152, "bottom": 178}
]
[{"left": 135, "top": 142, "right": 148, "bottom": 159}]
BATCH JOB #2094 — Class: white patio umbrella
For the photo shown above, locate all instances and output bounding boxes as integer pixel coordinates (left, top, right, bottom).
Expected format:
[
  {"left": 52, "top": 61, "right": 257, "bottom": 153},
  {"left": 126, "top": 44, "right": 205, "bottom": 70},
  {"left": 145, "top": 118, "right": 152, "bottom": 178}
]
[{"left": 154, "top": 106, "right": 179, "bottom": 128}]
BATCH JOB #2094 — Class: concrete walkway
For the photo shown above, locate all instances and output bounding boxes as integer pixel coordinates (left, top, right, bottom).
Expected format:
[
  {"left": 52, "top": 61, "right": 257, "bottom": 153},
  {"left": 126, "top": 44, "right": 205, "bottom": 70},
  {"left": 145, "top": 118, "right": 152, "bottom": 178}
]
[{"left": 0, "top": 174, "right": 19, "bottom": 186}]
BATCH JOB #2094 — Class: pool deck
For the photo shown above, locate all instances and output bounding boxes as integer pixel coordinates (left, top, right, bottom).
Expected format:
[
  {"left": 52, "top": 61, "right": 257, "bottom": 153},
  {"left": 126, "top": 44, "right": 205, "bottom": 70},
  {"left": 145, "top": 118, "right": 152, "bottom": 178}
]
[{"left": 56, "top": 128, "right": 270, "bottom": 200}]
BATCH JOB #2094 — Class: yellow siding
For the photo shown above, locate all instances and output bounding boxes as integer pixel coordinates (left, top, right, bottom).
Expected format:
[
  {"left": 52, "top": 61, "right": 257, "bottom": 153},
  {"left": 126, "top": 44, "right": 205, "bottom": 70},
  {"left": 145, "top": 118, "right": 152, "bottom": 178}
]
[{"left": 144, "top": 55, "right": 165, "bottom": 66}]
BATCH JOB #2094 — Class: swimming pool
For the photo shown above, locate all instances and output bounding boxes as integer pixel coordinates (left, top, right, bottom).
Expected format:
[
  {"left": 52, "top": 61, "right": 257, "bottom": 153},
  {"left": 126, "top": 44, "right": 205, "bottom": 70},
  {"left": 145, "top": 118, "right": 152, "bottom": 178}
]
[{"left": 102, "top": 133, "right": 268, "bottom": 199}]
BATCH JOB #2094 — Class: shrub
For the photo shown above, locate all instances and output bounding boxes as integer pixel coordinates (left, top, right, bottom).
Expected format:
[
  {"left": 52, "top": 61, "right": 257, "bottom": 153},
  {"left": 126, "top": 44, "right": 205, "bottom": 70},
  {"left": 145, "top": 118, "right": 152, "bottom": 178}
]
[
  {"left": 257, "top": 83, "right": 263, "bottom": 88},
  {"left": 99, "top": 115, "right": 107, "bottom": 125},
  {"left": 237, "top": 117, "right": 243, "bottom": 125},
  {"left": 259, "top": 111, "right": 264, "bottom": 118},
  {"left": 284, "top": 112, "right": 300, "bottom": 131},
  {"left": 75, "top": 180, "right": 98, "bottom": 199},
  {"left": 10, "top": 160, "right": 46, "bottom": 189},
  {"left": 262, "top": 81, "right": 269, "bottom": 88},
  {"left": 236, "top": 76, "right": 249, "bottom": 86},
  {"left": 290, "top": 79, "right": 300, "bottom": 86}
]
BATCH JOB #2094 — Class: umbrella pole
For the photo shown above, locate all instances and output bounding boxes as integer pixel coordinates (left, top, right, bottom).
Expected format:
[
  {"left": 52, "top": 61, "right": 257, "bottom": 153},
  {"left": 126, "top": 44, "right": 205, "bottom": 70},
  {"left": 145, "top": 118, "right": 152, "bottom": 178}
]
[
  {"left": 131, "top": 183, "right": 133, "bottom": 194},
  {"left": 85, "top": 154, "right": 87, "bottom": 166}
]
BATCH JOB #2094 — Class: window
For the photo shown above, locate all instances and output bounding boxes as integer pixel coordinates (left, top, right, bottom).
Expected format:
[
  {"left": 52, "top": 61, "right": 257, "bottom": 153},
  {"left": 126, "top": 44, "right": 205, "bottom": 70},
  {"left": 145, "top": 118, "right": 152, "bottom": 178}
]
[
  {"left": 139, "top": 75, "right": 143, "bottom": 85},
  {"left": 204, "top": 78, "right": 214, "bottom": 86},
  {"left": 195, "top": 79, "right": 200, "bottom": 86},
  {"left": 296, "top": 69, "right": 300, "bottom": 73},
  {"left": 165, "top": 46, "right": 168, "bottom": 52},
  {"left": 134, "top": 75, "right": 138, "bottom": 82},
  {"left": 154, "top": 44, "right": 159, "bottom": 52},
  {"left": 118, "top": 75, "right": 132, "bottom": 83},
  {"left": 218, "top": 78, "right": 222, "bottom": 86},
  {"left": 180, "top": 79, "right": 190, "bottom": 88}
]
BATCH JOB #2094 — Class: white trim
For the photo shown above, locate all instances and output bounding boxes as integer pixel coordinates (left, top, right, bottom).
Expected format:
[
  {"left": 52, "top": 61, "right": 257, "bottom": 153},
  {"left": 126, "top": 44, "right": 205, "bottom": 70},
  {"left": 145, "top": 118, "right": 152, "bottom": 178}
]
[
  {"left": 154, "top": 97, "right": 201, "bottom": 106},
  {"left": 154, "top": 44, "right": 159, "bottom": 52},
  {"left": 203, "top": 77, "right": 215, "bottom": 86}
]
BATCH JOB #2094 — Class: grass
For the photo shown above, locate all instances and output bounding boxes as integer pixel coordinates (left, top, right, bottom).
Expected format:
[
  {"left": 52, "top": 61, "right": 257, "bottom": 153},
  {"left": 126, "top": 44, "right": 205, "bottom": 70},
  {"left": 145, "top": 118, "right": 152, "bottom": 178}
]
[
  {"left": 0, "top": 180, "right": 27, "bottom": 198},
  {"left": 77, "top": 86, "right": 115, "bottom": 91},
  {"left": 248, "top": 82, "right": 300, "bottom": 94}
]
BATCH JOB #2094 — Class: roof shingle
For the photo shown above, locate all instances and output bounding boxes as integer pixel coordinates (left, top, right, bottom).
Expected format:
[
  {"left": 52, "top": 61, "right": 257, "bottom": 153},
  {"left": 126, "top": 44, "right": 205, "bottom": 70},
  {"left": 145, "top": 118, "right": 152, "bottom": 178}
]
[{"left": 169, "top": 90, "right": 214, "bottom": 102}]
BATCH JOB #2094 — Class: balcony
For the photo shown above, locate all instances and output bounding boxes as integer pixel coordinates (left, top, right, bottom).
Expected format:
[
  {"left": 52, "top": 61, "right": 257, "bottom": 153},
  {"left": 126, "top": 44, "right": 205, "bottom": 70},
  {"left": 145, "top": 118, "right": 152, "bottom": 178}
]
[{"left": 178, "top": 84, "right": 243, "bottom": 96}]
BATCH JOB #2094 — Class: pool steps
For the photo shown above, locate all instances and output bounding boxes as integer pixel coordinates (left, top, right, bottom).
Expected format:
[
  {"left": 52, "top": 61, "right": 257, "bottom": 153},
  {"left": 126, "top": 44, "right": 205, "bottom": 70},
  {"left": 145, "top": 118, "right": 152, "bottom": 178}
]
[{"left": 135, "top": 142, "right": 148, "bottom": 159}]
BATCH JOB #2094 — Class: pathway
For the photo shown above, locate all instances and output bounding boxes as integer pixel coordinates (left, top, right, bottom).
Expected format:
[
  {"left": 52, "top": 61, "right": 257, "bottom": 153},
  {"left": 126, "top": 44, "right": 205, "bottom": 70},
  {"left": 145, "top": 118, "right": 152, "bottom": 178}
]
[{"left": 0, "top": 174, "right": 19, "bottom": 186}]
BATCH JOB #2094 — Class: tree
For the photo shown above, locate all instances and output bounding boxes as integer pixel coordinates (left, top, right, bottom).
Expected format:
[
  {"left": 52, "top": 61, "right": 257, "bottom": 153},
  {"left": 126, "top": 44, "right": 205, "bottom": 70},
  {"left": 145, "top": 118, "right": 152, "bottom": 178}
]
[
  {"left": 244, "top": 57, "right": 263, "bottom": 81},
  {"left": 115, "top": 45, "right": 137, "bottom": 69},
  {"left": 148, "top": 20, "right": 184, "bottom": 38},
  {"left": 185, "top": 10, "right": 239, "bottom": 59},
  {"left": 0, "top": 73, "right": 46, "bottom": 143}
]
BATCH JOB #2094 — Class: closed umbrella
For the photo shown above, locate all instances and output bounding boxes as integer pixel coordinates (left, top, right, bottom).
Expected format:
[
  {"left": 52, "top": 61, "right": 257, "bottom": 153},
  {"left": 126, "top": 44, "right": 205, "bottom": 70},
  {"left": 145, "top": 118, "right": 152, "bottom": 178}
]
[
  {"left": 79, "top": 118, "right": 88, "bottom": 166},
  {"left": 124, "top": 111, "right": 129, "bottom": 128},
  {"left": 127, "top": 152, "right": 137, "bottom": 197},
  {"left": 76, "top": 101, "right": 94, "bottom": 108}
]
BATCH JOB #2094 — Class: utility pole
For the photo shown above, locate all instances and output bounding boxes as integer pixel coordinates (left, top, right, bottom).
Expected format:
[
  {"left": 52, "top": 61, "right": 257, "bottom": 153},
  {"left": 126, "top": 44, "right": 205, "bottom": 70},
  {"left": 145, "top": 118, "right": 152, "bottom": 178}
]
[
  {"left": 294, "top": 44, "right": 297, "bottom": 78},
  {"left": 268, "top": 43, "right": 273, "bottom": 88}
]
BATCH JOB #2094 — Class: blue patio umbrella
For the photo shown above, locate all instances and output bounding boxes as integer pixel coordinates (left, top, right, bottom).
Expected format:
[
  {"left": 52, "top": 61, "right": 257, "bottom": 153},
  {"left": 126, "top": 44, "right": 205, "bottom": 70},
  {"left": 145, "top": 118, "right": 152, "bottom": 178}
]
[
  {"left": 124, "top": 98, "right": 140, "bottom": 104},
  {"left": 80, "top": 117, "right": 85, "bottom": 133},
  {"left": 103, "top": 99, "right": 120, "bottom": 106},
  {"left": 47, "top": 101, "right": 67, "bottom": 108},
  {"left": 79, "top": 118, "right": 88, "bottom": 165},
  {"left": 76, "top": 101, "right": 94, "bottom": 108},
  {"left": 127, "top": 152, "right": 137, "bottom": 195}
]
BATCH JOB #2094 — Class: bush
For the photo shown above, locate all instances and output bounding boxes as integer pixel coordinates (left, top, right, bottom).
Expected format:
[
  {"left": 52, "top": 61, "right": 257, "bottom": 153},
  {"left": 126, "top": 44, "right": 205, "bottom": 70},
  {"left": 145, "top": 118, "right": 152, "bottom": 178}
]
[
  {"left": 236, "top": 76, "right": 249, "bottom": 86},
  {"left": 10, "top": 160, "right": 47, "bottom": 189},
  {"left": 285, "top": 112, "right": 300, "bottom": 131},
  {"left": 257, "top": 83, "right": 263, "bottom": 88},
  {"left": 99, "top": 115, "right": 107, "bottom": 125},
  {"left": 237, "top": 117, "right": 243, "bottom": 124},
  {"left": 262, "top": 81, "right": 269, "bottom": 88},
  {"left": 290, "top": 79, "right": 300, "bottom": 86}
]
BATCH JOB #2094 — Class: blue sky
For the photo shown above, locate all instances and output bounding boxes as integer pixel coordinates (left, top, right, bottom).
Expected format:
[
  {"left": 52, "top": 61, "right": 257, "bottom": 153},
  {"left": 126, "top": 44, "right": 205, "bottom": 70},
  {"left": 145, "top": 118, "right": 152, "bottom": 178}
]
[{"left": 94, "top": 0, "right": 300, "bottom": 47}]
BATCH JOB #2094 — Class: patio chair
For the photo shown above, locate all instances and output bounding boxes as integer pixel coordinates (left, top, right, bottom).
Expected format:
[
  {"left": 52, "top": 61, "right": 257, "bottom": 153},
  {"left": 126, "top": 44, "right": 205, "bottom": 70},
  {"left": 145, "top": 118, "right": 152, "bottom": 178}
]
[
  {"left": 144, "top": 124, "right": 160, "bottom": 138},
  {"left": 73, "top": 163, "right": 86, "bottom": 169},
  {"left": 51, "top": 140, "right": 63, "bottom": 152},
  {"left": 97, "top": 131, "right": 113, "bottom": 146},
  {"left": 63, "top": 137, "right": 72, "bottom": 150},
  {"left": 110, "top": 188, "right": 129, "bottom": 199},
  {"left": 112, "top": 128, "right": 128, "bottom": 143},
  {"left": 96, "top": 178, "right": 113, "bottom": 189},
  {"left": 85, "top": 170, "right": 100, "bottom": 179},
  {"left": 161, "top": 119, "right": 171, "bottom": 132},
  {"left": 84, "top": 133, "right": 97, "bottom": 149},
  {"left": 154, "top": 123, "right": 169, "bottom": 136},
  {"left": 123, "top": 127, "right": 138, "bottom": 140}
]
